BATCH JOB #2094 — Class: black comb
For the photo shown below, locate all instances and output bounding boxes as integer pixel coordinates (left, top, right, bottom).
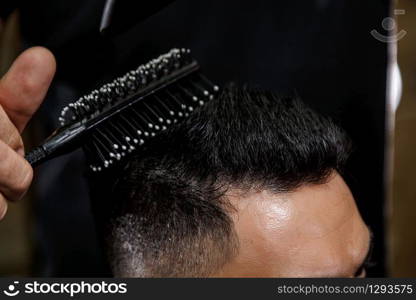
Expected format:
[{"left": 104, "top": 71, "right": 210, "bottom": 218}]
[{"left": 25, "top": 48, "right": 219, "bottom": 172}]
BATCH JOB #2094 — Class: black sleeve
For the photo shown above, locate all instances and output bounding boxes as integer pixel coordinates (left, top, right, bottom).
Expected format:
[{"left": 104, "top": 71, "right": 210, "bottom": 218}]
[{"left": 0, "top": 1, "right": 19, "bottom": 19}]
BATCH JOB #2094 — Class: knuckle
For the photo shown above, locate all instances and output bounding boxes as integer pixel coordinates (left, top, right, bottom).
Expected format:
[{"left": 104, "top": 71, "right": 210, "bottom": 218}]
[
  {"left": 0, "top": 107, "right": 22, "bottom": 150},
  {"left": 0, "top": 145, "right": 33, "bottom": 200},
  {"left": 1, "top": 144, "right": 15, "bottom": 176},
  {"left": 0, "top": 197, "right": 7, "bottom": 220},
  {"left": 7, "top": 131, "right": 23, "bottom": 153}
]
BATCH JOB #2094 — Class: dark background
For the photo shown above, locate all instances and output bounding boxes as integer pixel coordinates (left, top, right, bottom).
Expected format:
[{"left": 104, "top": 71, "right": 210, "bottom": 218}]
[{"left": 0, "top": 0, "right": 389, "bottom": 276}]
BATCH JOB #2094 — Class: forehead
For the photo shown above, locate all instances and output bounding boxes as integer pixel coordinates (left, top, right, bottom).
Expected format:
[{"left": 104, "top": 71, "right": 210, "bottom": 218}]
[{"left": 226, "top": 172, "right": 370, "bottom": 277}]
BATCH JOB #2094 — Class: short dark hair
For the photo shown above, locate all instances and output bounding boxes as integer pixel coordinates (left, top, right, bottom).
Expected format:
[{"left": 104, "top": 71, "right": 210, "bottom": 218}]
[{"left": 89, "top": 84, "right": 351, "bottom": 277}]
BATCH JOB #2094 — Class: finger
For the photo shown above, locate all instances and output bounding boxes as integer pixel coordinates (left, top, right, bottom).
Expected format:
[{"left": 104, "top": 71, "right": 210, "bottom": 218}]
[
  {"left": 0, "top": 194, "right": 7, "bottom": 221},
  {"left": 0, "top": 104, "right": 24, "bottom": 155},
  {"left": 0, "top": 139, "right": 33, "bottom": 202},
  {"left": 0, "top": 47, "right": 56, "bottom": 133}
]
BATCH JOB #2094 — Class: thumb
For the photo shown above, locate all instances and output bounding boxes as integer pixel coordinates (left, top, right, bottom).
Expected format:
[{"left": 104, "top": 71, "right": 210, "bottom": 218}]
[{"left": 0, "top": 47, "right": 56, "bottom": 133}]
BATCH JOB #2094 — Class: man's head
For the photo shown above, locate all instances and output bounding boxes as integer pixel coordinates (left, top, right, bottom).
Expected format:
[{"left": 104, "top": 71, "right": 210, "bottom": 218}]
[{"left": 90, "top": 85, "right": 371, "bottom": 277}]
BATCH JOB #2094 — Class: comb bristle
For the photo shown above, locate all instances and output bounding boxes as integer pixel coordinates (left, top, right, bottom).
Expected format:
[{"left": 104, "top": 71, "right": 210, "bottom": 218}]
[
  {"left": 73, "top": 49, "right": 219, "bottom": 172},
  {"left": 86, "top": 75, "right": 220, "bottom": 172}
]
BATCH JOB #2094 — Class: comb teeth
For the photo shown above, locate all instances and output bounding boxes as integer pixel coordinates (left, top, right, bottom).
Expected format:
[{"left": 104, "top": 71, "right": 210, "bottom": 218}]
[
  {"left": 59, "top": 48, "right": 194, "bottom": 127},
  {"left": 72, "top": 48, "right": 219, "bottom": 172}
]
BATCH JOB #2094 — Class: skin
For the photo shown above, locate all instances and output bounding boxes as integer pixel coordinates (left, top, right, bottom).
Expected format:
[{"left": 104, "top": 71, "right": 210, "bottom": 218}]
[
  {"left": 0, "top": 47, "right": 56, "bottom": 220},
  {"left": 214, "top": 172, "right": 371, "bottom": 277}
]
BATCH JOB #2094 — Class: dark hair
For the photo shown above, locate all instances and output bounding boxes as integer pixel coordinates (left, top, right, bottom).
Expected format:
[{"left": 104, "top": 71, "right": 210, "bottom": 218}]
[{"left": 89, "top": 84, "right": 351, "bottom": 277}]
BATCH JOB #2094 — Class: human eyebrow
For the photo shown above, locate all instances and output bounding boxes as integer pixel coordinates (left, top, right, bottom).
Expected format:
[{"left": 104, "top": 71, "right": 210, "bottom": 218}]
[{"left": 354, "top": 228, "right": 375, "bottom": 277}]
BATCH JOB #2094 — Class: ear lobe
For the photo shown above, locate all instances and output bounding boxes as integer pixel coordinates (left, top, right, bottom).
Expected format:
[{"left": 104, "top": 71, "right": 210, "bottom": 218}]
[{"left": 0, "top": 47, "right": 56, "bottom": 133}]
